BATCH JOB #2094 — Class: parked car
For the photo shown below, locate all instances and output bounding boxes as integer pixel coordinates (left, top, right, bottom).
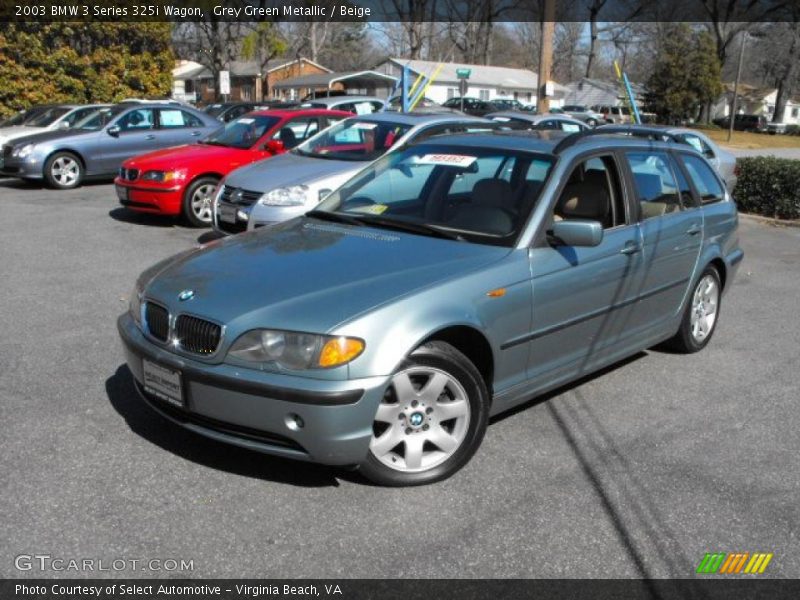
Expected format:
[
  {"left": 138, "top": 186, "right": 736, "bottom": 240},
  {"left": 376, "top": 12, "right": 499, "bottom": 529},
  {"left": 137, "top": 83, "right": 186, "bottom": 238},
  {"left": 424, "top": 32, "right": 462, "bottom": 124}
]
[
  {"left": 487, "top": 111, "right": 588, "bottom": 133},
  {"left": 300, "top": 90, "right": 350, "bottom": 101},
  {"left": 300, "top": 96, "right": 386, "bottom": 114},
  {"left": 385, "top": 96, "right": 441, "bottom": 111},
  {"left": 441, "top": 97, "right": 500, "bottom": 117},
  {"left": 561, "top": 105, "right": 605, "bottom": 126},
  {"left": 115, "top": 108, "right": 351, "bottom": 226},
  {"left": 490, "top": 99, "right": 526, "bottom": 111},
  {"left": 0, "top": 103, "right": 220, "bottom": 189},
  {"left": 0, "top": 104, "right": 110, "bottom": 149},
  {"left": 592, "top": 104, "right": 633, "bottom": 124},
  {"left": 119, "top": 129, "right": 742, "bottom": 485},
  {"left": 203, "top": 102, "right": 268, "bottom": 123},
  {"left": 713, "top": 114, "right": 768, "bottom": 133},
  {"left": 0, "top": 105, "right": 54, "bottom": 128},
  {"left": 597, "top": 124, "right": 738, "bottom": 190},
  {"left": 213, "top": 112, "right": 495, "bottom": 235}
]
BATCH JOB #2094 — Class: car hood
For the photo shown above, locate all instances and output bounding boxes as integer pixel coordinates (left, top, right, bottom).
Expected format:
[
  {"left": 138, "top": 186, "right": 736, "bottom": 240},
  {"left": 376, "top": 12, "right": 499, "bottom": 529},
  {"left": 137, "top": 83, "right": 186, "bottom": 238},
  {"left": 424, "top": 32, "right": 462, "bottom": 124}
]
[
  {"left": 0, "top": 125, "right": 47, "bottom": 144},
  {"left": 224, "top": 151, "right": 365, "bottom": 193},
  {"left": 1, "top": 127, "right": 95, "bottom": 148},
  {"left": 143, "top": 217, "right": 508, "bottom": 335},
  {"left": 123, "top": 143, "right": 256, "bottom": 171}
]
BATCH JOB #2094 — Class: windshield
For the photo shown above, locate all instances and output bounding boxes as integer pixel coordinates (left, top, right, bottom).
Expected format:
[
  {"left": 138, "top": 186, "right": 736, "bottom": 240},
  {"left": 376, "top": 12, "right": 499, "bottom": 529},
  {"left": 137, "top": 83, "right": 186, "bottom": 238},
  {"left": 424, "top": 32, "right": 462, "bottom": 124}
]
[
  {"left": 314, "top": 144, "right": 554, "bottom": 246},
  {"left": 294, "top": 119, "right": 411, "bottom": 162},
  {"left": 75, "top": 106, "right": 128, "bottom": 130},
  {"left": 2, "top": 108, "right": 45, "bottom": 127},
  {"left": 201, "top": 115, "right": 279, "bottom": 149},
  {"left": 24, "top": 107, "right": 71, "bottom": 127}
]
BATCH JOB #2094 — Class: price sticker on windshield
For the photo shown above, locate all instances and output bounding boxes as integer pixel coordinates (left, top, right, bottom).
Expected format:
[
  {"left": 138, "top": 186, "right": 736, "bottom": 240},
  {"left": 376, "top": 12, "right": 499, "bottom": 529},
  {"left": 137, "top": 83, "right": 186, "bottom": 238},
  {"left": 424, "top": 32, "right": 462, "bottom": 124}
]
[
  {"left": 418, "top": 154, "right": 477, "bottom": 167},
  {"left": 237, "top": 118, "right": 255, "bottom": 124},
  {"left": 353, "top": 122, "right": 378, "bottom": 130}
]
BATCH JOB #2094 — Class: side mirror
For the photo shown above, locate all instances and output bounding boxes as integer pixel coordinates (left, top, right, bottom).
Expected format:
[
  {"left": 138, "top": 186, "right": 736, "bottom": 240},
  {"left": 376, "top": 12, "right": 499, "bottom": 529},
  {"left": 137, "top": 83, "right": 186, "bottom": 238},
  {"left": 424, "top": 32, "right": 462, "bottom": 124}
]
[
  {"left": 57, "top": 121, "right": 70, "bottom": 130},
  {"left": 550, "top": 220, "right": 603, "bottom": 247},
  {"left": 265, "top": 139, "right": 285, "bottom": 153},
  {"left": 107, "top": 125, "right": 120, "bottom": 137}
]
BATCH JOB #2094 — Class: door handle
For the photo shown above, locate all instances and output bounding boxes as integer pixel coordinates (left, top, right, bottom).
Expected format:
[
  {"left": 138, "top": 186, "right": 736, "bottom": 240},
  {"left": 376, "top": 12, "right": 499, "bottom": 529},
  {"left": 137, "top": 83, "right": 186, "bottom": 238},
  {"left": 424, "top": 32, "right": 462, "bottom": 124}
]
[
  {"left": 145, "top": 134, "right": 156, "bottom": 140},
  {"left": 686, "top": 224, "right": 702, "bottom": 236},
  {"left": 190, "top": 131, "right": 202, "bottom": 137},
  {"left": 620, "top": 241, "right": 641, "bottom": 255}
]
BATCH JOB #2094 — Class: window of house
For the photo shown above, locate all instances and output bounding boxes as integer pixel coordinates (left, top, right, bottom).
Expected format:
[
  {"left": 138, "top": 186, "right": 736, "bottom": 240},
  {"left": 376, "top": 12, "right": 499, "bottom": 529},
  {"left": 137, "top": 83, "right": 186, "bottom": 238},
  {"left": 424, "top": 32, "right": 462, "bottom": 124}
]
[
  {"left": 792, "top": 107, "right": 799, "bottom": 118},
  {"left": 479, "top": 89, "right": 490, "bottom": 101}
]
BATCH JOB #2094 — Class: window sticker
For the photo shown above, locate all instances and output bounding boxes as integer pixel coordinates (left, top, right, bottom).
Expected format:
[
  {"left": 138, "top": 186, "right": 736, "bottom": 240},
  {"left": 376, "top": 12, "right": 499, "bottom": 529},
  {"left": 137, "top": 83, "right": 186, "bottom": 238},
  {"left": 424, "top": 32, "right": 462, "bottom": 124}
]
[
  {"left": 353, "top": 122, "right": 378, "bottom": 130},
  {"left": 159, "top": 110, "right": 185, "bottom": 127},
  {"left": 418, "top": 154, "right": 478, "bottom": 167},
  {"left": 351, "top": 204, "right": 389, "bottom": 215},
  {"left": 237, "top": 117, "right": 255, "bottom": 124}
]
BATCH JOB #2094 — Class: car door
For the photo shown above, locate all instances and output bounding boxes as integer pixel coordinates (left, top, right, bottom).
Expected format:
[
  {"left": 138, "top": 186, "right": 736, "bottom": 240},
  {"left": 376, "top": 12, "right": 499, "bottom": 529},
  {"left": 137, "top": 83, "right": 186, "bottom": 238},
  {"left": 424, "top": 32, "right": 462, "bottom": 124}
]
[
  {"left": 156, "top": 108, "right": 207, "bottom": 146},
  {"left": 96, "top": 108, "right": 160, "bottom": 172},
  {"left": 622, "top": 150, "right": 703, "bottom": 333},
  {"left": 527, "top": 152, "right": 645, "bottom": 382}
]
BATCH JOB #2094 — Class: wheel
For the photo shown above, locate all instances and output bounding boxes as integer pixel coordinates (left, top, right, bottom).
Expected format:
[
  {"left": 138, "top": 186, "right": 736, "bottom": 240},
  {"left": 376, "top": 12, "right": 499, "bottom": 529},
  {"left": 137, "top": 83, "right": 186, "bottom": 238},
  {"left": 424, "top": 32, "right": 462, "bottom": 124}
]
[
  {"left": 182, "top": 177, "right": 219, "bottom": 227},
  {"left": 667, "top": 265, "right": 722, "bottom": 353},
  {"left": 44, "top": 152, "right": 83, "bottom": 189},
  {"left": 359, "top": 341, "right": 490, "bottom": 486},
  {"left": 586, "top": 118, "right": 598, "bottom": 127}
]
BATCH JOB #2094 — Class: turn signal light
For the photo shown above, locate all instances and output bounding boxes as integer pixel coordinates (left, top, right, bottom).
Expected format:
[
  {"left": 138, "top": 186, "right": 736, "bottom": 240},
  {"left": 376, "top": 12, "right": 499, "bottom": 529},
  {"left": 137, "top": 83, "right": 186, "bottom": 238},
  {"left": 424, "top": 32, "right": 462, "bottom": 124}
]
[{"left": 318, "top": 337, "right": 365, "bottom": 368}]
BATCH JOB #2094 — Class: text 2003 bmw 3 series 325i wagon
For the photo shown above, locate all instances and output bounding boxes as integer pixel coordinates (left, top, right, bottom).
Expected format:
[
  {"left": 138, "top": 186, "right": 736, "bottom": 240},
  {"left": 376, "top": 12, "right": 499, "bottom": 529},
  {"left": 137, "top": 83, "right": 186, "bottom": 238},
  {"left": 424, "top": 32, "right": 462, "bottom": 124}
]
[{"left": 118, "top": 130, "right": 743, "bottom": 486}]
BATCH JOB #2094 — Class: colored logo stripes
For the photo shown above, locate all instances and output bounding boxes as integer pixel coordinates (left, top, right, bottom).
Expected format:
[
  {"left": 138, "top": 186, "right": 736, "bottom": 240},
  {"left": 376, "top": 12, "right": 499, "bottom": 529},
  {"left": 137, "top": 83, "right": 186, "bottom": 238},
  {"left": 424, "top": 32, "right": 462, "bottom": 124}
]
[{"left": 696, "top": 552, "right": 773, "bottom": 574}]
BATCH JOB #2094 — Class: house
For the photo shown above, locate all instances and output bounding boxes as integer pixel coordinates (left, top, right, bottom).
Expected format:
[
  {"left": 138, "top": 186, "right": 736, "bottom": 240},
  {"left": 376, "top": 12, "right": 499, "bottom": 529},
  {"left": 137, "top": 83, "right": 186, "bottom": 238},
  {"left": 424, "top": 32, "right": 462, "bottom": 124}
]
[
  {"left": 272, "top": 71, "right": 399, "bottom": 101},
  {"left": 564, "top": 78, "right": 646, "bottom": 109},
  {"left": 171, "top": 57, "right": 331, "bottom": 104},
  {"left": 374, "top": 58, "right": 568, "bottom": 106},
  {"left": 711, "top": 84, "right": 800, "bottom": 125}
]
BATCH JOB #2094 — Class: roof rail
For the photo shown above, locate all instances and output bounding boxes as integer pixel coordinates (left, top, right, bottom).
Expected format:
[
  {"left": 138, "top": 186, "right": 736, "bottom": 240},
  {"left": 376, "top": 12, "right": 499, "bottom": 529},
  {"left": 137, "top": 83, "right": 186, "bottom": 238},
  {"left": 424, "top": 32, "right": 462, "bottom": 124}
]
[{"left": 553, "top": 125, "right": 679, "bottom": 155}]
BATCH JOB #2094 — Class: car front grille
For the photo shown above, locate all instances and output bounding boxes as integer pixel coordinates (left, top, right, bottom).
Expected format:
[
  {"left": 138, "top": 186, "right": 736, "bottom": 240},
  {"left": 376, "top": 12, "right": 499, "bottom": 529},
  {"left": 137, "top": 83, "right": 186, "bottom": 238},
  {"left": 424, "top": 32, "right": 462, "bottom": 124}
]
[
  {"left": 219, "top": 185, "right": 262, "bottom": 206},
  {"left": 144, "top": 302, "right": 169, "bottom": 342},
  {"left": 175, "top": 315, "right": 222, "bottom": 355},
  {"left": 119, "top": 167, "right": 139, "bottom": 181}
]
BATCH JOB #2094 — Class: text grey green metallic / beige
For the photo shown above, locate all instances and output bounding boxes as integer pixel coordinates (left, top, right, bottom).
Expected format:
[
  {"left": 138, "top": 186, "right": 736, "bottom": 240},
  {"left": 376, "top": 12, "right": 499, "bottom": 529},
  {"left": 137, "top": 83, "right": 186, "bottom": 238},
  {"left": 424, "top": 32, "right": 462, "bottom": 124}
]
[{"left": 118, "top": 129, "right": 743, "bottom": 486}]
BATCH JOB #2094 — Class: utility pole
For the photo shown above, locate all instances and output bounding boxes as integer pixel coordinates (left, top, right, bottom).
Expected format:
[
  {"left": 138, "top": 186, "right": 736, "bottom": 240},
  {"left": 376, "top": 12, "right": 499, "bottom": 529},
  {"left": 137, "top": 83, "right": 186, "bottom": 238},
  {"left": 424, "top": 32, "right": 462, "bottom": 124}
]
[
  {"left": 537, "top": 0, "right": 556, "bottom": 113},
  {"left": 728, "top": 32, "right": 747, "bottom": 143}
]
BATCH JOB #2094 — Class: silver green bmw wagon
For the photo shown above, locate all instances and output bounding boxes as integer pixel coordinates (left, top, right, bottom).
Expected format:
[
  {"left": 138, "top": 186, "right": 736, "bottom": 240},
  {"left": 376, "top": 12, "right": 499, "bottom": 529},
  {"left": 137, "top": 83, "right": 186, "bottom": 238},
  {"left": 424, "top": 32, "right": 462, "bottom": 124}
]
[{"left": 118, "top": 129, "right": 743, "bottom": 486}]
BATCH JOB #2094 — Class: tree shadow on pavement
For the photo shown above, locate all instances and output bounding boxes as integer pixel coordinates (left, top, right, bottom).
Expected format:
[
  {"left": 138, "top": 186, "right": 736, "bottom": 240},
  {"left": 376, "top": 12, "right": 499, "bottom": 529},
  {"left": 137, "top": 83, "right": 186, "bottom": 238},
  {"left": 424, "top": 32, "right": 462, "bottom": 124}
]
[
  {"left": 108, "top": 207, "right": 178, "bottom": 228},
  {"left": 105, "top": 364, "right": 343, "bottom": 488}
]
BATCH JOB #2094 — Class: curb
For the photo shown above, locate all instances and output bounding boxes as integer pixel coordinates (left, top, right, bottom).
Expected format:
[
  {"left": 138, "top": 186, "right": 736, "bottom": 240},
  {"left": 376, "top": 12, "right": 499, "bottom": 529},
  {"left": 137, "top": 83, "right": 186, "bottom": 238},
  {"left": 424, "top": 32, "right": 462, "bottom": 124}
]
[{"left": 739, "top": 212, "right": 800, "bottom": 228}]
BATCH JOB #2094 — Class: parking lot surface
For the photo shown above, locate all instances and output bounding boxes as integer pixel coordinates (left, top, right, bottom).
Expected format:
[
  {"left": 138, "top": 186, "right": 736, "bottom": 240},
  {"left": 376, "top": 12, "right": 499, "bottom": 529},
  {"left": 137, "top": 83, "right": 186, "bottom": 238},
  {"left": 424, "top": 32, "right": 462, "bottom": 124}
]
[{"left": 1, "top": 180, "right": 798, "bottom": 579}]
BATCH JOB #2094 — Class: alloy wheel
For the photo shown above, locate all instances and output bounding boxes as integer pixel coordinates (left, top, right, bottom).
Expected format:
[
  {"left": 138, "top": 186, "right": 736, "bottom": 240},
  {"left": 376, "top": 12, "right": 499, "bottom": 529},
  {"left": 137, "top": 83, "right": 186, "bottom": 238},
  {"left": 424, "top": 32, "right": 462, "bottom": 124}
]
[
  {"left": 51, "top": 156, "right": 80, "bottom": 186},
  {"left": 190, "top": 183, "right": 215, "bottom": 223},
  {"left": 690, "top": 274, "right": 719, "bottom": 342}
]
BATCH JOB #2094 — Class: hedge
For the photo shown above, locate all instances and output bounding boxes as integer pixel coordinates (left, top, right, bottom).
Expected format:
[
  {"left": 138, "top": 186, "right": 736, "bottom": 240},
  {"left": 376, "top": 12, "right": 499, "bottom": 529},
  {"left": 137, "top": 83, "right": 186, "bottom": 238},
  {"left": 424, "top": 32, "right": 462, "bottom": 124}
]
[{"left": 733, "top": 156, "right": 800, "bottom": 220}]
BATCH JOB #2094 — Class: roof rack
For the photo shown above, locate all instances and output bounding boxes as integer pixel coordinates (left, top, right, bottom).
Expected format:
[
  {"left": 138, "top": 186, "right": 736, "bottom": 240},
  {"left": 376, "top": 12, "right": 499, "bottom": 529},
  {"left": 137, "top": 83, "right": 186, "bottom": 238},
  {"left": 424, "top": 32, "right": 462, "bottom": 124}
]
[{"left": 553, "top": 125, "right": 680, "bottom": 154}]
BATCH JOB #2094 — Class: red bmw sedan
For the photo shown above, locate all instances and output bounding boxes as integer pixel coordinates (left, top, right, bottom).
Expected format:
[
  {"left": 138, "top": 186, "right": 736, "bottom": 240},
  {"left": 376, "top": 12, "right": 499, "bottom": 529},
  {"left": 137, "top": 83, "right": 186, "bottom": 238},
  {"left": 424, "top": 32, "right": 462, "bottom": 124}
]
[{"left": 114, "top": 108, "right": 350, "bottom": 226}]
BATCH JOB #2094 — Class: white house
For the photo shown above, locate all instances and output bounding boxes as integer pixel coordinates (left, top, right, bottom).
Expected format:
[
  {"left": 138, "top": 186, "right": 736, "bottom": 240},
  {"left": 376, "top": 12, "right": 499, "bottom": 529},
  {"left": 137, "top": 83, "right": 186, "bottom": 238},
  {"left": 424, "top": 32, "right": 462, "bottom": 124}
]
[
  {"left": 374, "top": 58, "right": 568, "bottom": 107},
  {"left": 712, "top": 83, "right": 800, "bottom": 125},
  {"left": 564, "top": 78, "right": 646, "bottom": 108}
]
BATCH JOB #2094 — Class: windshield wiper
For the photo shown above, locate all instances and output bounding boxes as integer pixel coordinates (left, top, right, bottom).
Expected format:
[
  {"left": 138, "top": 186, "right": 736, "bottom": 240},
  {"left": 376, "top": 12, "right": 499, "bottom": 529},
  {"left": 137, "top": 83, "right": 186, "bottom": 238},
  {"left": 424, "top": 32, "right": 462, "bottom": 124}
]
[
  {"left": 351, "top": 215, "right": 466, "bottom": 241},
  {"left": 306, "top": 210, "right": 366, "bottom": 226}
]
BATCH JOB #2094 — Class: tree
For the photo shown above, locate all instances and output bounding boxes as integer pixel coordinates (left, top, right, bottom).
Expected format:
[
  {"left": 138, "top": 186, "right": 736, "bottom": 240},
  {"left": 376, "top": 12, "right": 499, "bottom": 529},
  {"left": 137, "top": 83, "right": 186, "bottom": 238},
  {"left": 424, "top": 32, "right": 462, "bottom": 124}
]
[
  {"left": 646, "top": 24, "right": 722, "bottom": 123},
  {"left": 173, "top": 18, "right": 243, "bottom": 101},
  {"left": 0, "top": 23, "right": 172, "bottom": 117},
  {"left": 240, "top": 23, "right": 288, "bottom": 98}
]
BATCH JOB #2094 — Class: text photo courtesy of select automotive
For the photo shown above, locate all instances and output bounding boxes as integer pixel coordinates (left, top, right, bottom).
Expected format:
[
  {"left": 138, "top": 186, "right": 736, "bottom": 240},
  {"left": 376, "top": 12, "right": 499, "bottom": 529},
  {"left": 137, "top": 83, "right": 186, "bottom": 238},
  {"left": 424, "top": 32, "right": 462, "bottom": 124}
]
[{"left": 2, "top": 1, "right": 800, "bottom": 589}]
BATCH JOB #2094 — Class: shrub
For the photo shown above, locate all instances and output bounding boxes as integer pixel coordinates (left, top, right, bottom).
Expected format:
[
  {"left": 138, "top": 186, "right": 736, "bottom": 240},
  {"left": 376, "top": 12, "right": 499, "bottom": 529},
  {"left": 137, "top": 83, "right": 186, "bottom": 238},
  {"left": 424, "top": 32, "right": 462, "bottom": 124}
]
[
  {"left": 786, "top": 124, "right": 799, "bottom": 136},
  {"left": 734, "top": 156, "right": 800, "bottom": 219}
]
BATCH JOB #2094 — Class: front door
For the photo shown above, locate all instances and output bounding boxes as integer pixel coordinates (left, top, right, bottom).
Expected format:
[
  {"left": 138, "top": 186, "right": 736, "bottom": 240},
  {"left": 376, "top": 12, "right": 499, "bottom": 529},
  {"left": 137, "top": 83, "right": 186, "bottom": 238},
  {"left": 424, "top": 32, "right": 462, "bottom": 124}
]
[
  {"left": 527, "top": 153, "right": 644, "bottom": 382},
  {"left": 97, "top": 108, "right": 161, "bottom": 172}
]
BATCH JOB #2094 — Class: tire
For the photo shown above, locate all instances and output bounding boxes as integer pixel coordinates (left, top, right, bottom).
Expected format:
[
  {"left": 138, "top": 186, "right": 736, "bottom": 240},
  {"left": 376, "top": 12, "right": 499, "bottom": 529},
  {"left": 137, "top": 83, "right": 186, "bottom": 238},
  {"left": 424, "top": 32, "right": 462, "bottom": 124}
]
[
  {"left": 667, "top": 265, "right": 722, "bottom": 353},
  {"left": 586, "top": 118, "right": 598, "bottom": 127},
  {"left": 182, "top": 176, "right": 219, "bottom": 227},
  {"left": 44, "top": 152, "right": 83, "bottom": 189},
  {"left": 359, "top": 341, "right": 490, "bottom": 486}
]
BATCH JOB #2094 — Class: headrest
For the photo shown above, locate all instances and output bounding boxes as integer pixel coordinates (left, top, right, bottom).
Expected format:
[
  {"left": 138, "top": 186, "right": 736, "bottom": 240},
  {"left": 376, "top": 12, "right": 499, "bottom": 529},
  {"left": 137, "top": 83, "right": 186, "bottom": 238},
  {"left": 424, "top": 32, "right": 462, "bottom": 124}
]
[
  {"left": 472, "top": 178, "right": 514, "bottom": 209},
  {"left": 556, "top": 181, "right": 610, "bottom": 221}
]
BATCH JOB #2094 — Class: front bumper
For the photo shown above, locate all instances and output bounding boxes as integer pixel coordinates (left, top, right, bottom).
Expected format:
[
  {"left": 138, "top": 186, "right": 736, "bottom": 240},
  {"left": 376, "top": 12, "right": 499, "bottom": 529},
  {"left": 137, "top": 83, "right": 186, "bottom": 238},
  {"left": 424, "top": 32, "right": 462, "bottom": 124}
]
[
  {"left": 213, "top": 200, "right": 306, "bottom": 235},
  {"left": 0, "top": 154, "right": 44, "bottom": 179},
  {"left": 115, "top": 178, "right": 184, "bottom": 216},
  {"left": 117, "top": 313, "right": 386, "bottom": 466}
]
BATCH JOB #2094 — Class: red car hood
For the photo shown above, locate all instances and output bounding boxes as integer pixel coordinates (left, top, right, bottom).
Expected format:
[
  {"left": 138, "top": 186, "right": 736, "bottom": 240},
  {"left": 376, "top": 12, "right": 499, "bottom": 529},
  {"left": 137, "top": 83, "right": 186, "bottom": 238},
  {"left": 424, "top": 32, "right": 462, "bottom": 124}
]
[{"left": 122, "top": 143, "right": 266, "bottom": 173}]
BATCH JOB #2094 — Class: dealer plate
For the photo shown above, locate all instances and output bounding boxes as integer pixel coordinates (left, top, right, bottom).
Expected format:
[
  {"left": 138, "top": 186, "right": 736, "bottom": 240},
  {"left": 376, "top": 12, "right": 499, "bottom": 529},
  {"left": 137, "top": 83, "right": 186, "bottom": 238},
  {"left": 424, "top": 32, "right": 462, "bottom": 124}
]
[
  {"left": 218, "top": 202, "right": 237, "bottom": 223},
  {"left": 142, "top": 359, "right": 183, "bottom": 408},
  {"left": 115, "top": 184, "right": 129, "bottom": 202}
]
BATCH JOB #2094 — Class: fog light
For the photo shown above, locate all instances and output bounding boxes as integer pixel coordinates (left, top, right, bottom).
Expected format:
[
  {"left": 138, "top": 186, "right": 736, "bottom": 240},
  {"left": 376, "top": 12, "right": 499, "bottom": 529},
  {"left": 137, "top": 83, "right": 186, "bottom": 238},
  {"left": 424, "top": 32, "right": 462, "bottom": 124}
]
[
  {"left": 237, "top": 210, "right": 249, "bottom": 221},
  {"left": 285, "top": 413, "right": 304, "bottom": 431}
]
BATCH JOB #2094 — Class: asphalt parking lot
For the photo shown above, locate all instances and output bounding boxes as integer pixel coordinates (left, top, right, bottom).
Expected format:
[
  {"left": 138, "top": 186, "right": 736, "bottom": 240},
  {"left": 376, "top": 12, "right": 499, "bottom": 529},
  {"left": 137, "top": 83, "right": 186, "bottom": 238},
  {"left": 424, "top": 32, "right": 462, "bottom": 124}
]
[{"left": 1, "top": 179, "right": 798, "bottom": 579}]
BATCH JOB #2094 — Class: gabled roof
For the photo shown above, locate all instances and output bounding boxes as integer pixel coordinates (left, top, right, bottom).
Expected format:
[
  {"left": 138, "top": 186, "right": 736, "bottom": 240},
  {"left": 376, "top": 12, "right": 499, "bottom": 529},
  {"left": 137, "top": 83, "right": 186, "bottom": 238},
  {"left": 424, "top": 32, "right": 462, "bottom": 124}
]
[
  {"left": 174, "top": 57, "right": 331, "bottom": 80},
  {"left": 273, "top": 70, "right": 398, "bottom": 89},
  {"left": 384, "top": 58, "right": 568, "bottom": 93}
]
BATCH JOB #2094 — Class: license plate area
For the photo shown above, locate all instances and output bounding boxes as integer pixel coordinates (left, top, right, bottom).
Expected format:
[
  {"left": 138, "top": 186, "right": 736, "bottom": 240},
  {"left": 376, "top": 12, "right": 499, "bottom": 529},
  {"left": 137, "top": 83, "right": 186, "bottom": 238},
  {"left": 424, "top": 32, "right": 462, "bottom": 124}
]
[
  {"left": 116, "top": 184, "right": 129, "bottom": 202},
  {"left": 218, "top": 202, "right": 237, "bottom": 223},
  {"left": 142, "top": 359, "right": 184, "bottom": 408}
]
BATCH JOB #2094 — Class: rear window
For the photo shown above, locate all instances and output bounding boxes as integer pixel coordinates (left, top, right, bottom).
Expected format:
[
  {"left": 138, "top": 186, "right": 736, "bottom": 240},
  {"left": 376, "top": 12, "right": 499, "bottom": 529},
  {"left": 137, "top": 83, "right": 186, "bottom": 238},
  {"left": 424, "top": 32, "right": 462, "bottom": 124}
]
[{"left": 680, "top": 154, "right": 725, "bottom": 204}]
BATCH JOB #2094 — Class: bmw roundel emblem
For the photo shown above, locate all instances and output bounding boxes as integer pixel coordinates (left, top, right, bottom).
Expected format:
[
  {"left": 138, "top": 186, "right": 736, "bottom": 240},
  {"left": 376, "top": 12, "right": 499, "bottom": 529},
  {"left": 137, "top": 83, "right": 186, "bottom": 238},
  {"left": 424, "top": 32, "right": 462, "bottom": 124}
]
[{"left": 178, "top": 289, "right": 195, "bottom": 302}]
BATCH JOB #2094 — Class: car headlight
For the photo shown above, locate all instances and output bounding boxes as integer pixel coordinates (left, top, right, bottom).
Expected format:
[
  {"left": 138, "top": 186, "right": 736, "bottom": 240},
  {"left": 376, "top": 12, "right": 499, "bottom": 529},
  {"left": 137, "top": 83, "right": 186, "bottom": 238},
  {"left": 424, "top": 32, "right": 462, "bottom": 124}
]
[
  {"left": 128, "top": 282, "right": 144, "bottom": 326},
  {"left": 141, "top": 169, "right": 185, "bottom": 183},
  {"left": 258, "top": 185, "right": 310, "bottom": 207},
  {"left": 12, "top": 143, "right": 34, "bottom": 158},
  {"left": 228, "top": 329, "right": 365, "bottom": 370}
]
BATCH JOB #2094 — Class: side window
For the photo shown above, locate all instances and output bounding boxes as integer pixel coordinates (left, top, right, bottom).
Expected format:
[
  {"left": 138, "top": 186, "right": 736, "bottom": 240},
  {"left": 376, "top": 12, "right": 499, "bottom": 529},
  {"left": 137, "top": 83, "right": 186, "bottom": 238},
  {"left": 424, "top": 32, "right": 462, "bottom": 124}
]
[
  {"left": 669, "top": 154, "right": 697, "bottom": 209},
  {"left": 335, "top": 102, "right": 355, "bottom": 114},
  {"left": 62, "top": 107, "right": 96, "bottom": 127},
  {"left": 681, "top": 134, "right": 715, "bottom": 160},
  {"left": 681, "top": 154, "right": 725, "bottom": 204},
  {"left": 116, "top": 109, "right": 155, "bottom": 132},
  {"left": 537, "top": 120, "right": 560, "bottom": 131},
  {"left": 274, "top": 118, "right": 319, "bottom": 148},
  {"left": 626, "top": 151, "right": 682, "bottom": 219},
  {"left": 158, "top": 109, "right": 203, "bottom": 129},
  {"left": 554, "top": 155, "right": 626, "bottom": 229}
]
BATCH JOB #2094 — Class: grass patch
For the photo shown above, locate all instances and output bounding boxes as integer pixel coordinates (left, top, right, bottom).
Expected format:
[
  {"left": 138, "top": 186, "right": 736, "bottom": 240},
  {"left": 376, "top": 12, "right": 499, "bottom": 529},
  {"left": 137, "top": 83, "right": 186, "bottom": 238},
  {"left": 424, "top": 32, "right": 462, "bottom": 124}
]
[{"left": 693, "top": 128, "right": 800, "bottom": 149}]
